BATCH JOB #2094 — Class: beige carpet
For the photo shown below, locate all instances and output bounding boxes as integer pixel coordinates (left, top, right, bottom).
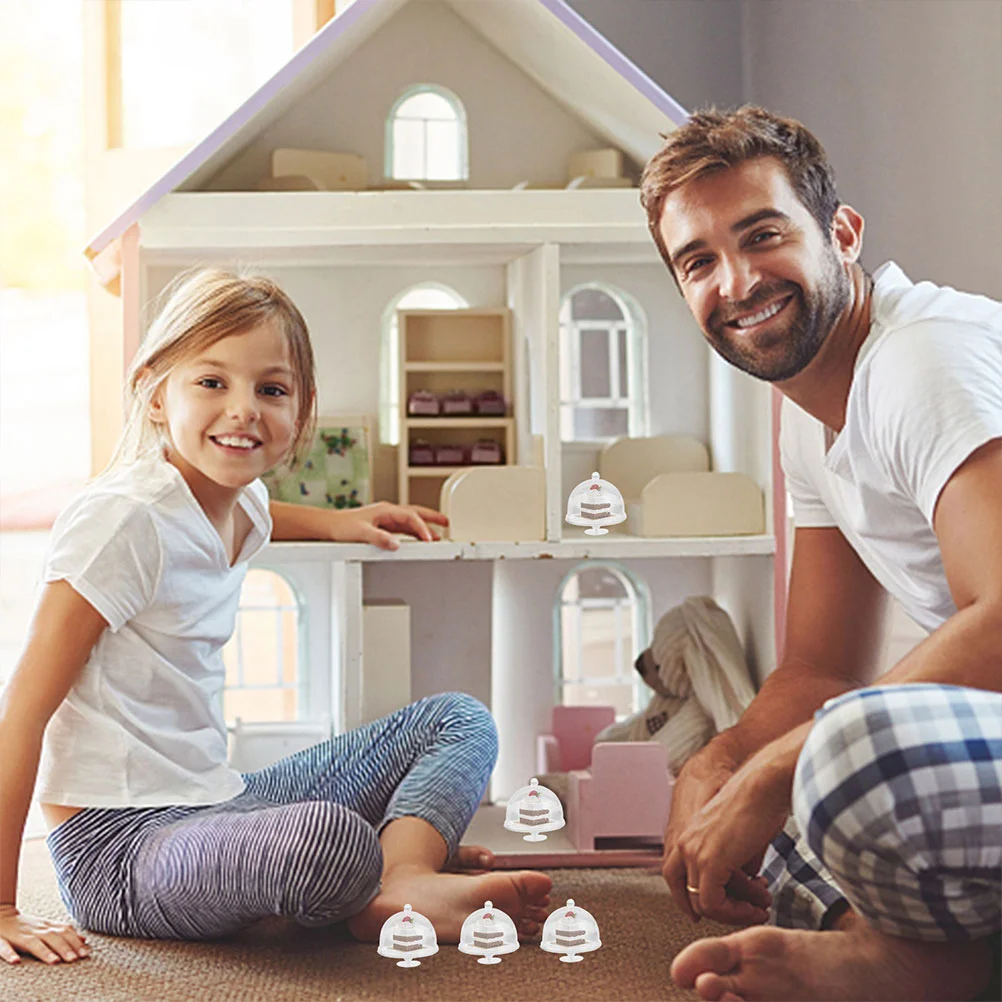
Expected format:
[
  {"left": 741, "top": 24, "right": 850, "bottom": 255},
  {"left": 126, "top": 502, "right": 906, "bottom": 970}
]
[{"left": 9, "top": 837, "right": 730, "bottom": 1002}]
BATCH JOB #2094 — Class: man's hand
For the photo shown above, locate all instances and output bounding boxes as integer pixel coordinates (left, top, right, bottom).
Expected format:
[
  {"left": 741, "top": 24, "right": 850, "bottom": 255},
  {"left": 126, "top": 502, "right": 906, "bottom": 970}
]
[
  {"left": 327, "top": 502, "right": 449, "bottom": 550},
  {"left": 663, "top": 736, "right": 741, "bottom": 865},
  {"left": 0, "top": 905, "right": 90, "bottom": 965},
  {"left": 663, "top": 723, "right": 809, "bottom": 925}
]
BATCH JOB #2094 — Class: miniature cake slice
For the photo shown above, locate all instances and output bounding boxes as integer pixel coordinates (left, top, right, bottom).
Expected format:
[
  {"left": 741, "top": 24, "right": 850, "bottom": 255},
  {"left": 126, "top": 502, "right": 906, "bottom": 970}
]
[
  {"left": 554, "top": 907, "right": 587, "bottom": 948},
  {"left": 472, "top": 910, "right": 505, "bottom": 950},
  {"left": 518, "top": 786, "right": 550, "bottom": 827},
  {"left": 579, "top": 481, "right": 612, "bottom": 519},
  {"left": 392, "top": 913, "right": 424, "bottom": 952}
]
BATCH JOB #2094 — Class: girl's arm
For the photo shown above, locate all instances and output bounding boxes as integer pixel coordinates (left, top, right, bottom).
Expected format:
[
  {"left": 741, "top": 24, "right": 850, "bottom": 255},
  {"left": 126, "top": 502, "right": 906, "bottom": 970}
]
[
  {"left": 269, "top": 500, "right": 448, "bottom": 550},
  {"left": 0, "top": 580, "right": 108, "bottom": 965}
]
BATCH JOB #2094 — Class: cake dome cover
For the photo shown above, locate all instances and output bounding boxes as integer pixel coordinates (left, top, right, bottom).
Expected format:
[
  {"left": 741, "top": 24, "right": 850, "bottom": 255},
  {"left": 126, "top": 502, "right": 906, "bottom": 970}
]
[
  {"left": 377, "top": 903, "right": 438, "bottom": 956},
  {"left": 565, "top": 471, "right": 626, "bottom": 528},
  {"left": 541, "top": 898, "right": 602, "bottom": 954},
  {"left": 458, "top": 899, "right": 519, "bottom": 954},
  {"left": 503, "top": 777, "right": 566, "bottom": 830}
]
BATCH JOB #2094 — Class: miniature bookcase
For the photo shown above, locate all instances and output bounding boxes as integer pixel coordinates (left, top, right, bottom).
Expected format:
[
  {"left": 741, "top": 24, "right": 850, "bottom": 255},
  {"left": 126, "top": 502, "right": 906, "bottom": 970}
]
[{"left": 397, "top": 308, "right": 514, "bottom": 508}]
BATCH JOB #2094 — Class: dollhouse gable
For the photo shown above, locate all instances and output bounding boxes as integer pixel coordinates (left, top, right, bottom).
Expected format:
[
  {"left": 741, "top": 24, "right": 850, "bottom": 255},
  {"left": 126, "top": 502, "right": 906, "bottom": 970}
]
[{"left": 87, "top": 0, "right": 687, "bottom": 258}]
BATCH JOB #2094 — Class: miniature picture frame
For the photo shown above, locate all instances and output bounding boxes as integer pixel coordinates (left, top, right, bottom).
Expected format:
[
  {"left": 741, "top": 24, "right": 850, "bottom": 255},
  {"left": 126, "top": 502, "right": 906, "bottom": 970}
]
[{"left": 263, "top": 414, "right": 372, "bottom": 510}]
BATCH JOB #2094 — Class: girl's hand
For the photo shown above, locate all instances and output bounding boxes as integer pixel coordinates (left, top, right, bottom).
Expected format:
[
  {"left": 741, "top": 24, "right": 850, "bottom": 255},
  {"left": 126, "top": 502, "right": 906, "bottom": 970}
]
[
  {"left": 0, "top": 904, "right": 90, "bottom": 965},
  {"left": 331, "top": 502, "right": 449, "bottom": 550}
]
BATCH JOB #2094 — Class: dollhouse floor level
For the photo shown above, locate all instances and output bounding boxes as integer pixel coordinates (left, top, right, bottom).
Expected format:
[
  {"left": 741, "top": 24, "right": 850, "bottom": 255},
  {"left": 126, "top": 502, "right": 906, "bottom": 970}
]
[
  {"left": 465, "top": 806, "right": 663, "bottom": 870},
  {"left": 263, "top": 535, "right": 775, "bottom": 563}
]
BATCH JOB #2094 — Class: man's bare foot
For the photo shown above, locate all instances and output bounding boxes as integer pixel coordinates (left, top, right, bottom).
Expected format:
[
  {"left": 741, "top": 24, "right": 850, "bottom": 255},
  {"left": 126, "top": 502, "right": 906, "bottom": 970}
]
[
  {"left": 671, "top": 917, "right": 993, "bottom": 1001},
  {"left": 346, "top": 866, "right": 552, "bottom": 944}
]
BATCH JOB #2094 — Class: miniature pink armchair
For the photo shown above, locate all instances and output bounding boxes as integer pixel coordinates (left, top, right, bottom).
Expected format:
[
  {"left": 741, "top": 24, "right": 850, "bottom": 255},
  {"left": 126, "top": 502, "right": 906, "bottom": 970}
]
[
  {"left": 565, "top": 741, "right": 673, "bottom": 852},
  {"left": 536, "top": 705, "right": 616, "bottom": 774}
]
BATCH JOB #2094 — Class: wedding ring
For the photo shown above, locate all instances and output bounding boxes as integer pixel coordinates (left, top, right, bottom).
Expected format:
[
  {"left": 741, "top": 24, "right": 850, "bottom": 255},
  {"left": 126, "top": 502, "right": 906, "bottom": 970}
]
[{"left": 686, "top": 885, "right": 700, "bottom": 894}]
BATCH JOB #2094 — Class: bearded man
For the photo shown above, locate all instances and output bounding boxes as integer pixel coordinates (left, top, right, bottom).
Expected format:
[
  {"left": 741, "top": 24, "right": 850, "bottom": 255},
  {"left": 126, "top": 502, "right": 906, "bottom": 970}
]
[{"left": 641, "top": 105, "right": 1001, "bottom": 1002}]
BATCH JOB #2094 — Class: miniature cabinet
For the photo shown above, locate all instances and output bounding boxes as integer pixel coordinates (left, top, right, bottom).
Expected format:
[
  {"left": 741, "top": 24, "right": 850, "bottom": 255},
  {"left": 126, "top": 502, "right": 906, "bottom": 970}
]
[{"left": 397, "top": 308, "right": 514, "bottom": 508}]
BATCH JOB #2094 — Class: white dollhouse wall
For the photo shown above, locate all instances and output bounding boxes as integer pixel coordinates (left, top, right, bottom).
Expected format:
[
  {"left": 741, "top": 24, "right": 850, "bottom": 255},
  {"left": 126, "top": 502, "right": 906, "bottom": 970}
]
[{"left": 197, "top": 0, "right": 616, "bottom": 193}]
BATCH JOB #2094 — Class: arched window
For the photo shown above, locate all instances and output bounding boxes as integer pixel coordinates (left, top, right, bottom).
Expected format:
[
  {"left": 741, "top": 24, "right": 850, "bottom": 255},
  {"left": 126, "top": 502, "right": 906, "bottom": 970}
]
[
  {"left": 386, "top": 85, "right": 468, "bottom": 182},
  {"left": 559, "top": 284, "right": 648, "bottom": 441},
  {"left": 379, "top": 283, "right": 469, "bottom": 445},
  {"left": 555, "top": 562, "right": 649, "bottom": 718},
  {"left": 223, "top": 569, "right": 302, "bottom": 723}
]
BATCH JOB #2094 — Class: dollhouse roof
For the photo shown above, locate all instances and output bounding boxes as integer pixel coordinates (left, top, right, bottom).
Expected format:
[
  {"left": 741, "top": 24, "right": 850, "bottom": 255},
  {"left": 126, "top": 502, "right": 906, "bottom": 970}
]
[{"left": 86, "top": 0, "right": 688, "bottom": 262}]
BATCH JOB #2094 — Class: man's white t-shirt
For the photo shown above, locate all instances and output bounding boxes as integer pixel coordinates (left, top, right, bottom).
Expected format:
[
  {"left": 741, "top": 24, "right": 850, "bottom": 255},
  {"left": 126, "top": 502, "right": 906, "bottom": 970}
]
[
  {"left": 781, "top": 261, "right": 1002, "bottom": 633},
  {"left": 37, "top": 450, "right": 272, "bottom": 807}
]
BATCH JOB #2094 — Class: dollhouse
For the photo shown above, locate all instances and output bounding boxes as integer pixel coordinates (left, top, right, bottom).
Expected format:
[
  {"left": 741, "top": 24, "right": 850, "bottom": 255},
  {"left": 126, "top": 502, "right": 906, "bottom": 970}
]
[{"left": 85, "top": 0, "right": 784, "bottom": 802}]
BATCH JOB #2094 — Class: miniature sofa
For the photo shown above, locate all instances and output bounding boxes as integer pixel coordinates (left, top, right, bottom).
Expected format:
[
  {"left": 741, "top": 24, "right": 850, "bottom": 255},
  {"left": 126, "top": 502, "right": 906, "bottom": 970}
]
[
  {"left": 598, "top": 435, "right": 765, "bottom": 537},
  {"left": 565, "top": 741, "right": 674, "bottom": 852},
  {"left": 537, "top": 705, "right": 673, "bottom": 852},
  {"left": 440, "top": 465, "right": 545, "bottom": 542}
]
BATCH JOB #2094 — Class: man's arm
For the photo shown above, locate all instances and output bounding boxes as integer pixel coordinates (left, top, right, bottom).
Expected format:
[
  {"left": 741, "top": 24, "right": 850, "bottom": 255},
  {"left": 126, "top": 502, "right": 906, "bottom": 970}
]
[
  {"left": 662, "top": 522, "right": 888, "bottom": 922},
  {"left": 714, "top": 522, "right": 889, "bottom": 766},
  {"left": 664, "top": 439, "right": 1002, "bottom": 923},
  {"left": 879, "top": 437, "right": 1002, "bottom": 692}
]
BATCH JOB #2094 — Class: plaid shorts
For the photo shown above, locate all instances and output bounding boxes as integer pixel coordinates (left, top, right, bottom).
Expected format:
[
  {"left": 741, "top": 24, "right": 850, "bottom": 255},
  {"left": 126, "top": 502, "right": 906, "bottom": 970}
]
[{"left": 762, "top": 684, "right": 1002, "bottom": 940}]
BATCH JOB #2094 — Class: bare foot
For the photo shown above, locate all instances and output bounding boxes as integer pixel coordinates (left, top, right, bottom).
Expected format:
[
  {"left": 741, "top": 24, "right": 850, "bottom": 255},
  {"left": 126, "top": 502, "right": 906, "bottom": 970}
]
[
  {"left": 443, "top": 844, "right": 494, "bottom": 872},
  {"left": 671, "top": 918, "right": 993, "bottom": 1001},
  {"left": 347, "top": 866, "right": 552, "bottom": 944}
]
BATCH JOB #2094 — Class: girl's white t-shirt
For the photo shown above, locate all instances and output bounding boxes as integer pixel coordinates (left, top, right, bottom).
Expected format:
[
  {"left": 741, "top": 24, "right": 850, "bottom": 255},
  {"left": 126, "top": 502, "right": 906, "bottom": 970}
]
[
  {"left": 37, "top": 450, "right": 272, "bottom": 808},
  {"left": 781, "top": 261, "right": 1002, "bottom": 634}
]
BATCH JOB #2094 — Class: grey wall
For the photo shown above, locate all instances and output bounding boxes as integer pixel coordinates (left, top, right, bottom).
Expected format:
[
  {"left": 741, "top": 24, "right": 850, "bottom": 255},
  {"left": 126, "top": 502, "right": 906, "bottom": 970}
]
[
  {"left": 568, "top": 0, "right": 745, "bottom": 112},
  {"left": 570, "top": 0, "right": 1002, "bottom": 299},
  {"left": 744, "top": 0, "right": 1002, "bottom": 299}
]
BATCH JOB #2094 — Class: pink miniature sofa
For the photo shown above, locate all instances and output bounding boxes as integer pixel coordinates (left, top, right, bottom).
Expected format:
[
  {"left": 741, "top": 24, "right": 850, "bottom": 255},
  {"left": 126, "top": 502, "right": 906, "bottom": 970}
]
[
  {"left": 537, "top": 705, "right": 674, "bottom": 853},
  {"left": 536, "top": 705, "right": 615, "bottom": 773}
]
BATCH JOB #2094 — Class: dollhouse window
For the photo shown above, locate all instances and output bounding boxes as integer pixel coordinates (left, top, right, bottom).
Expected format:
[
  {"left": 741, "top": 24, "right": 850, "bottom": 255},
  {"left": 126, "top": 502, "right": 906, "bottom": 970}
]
[
  {"left": 222, "top": 569, "right": 302, "bottom": 724},
  {"left": 559, "top": 284, "right": 649, "bottom": 441},
  {"left": 557, "top": 563, "right": 648, "bottom": 718},
  {"left": 386, "top": 86, "right": 468, "bottom": 181},
  {"left": 380, "top": 283, "right": 469, "bottom": 445}
]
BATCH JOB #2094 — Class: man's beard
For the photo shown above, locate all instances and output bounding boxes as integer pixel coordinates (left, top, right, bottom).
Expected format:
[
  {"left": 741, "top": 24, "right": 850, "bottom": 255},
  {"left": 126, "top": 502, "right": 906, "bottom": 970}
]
[{"left": 703, "top": 250, "right": 850, "bottom": 382}]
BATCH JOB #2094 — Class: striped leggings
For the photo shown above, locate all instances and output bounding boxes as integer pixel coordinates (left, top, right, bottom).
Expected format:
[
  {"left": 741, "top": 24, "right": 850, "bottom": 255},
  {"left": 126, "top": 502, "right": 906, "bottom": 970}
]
[
  {"left": 763, "top": 684, "right": 1002, "bottom": 940},
  {"left": 46, "top": 692, "right": 498, "bottom": 940}
]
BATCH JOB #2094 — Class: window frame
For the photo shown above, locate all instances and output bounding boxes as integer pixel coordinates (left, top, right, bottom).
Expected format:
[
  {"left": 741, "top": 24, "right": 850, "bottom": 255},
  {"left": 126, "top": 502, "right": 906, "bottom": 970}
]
[
  {"left": 559, "top": 283, "right": 650, "bottom": 443},
  {"left": 553, "top": 560, "right": 651, "bottom": 717},
  {"left": 384, "top": 84, "right": 469, "bottom": 182},
  {"left": 222, "top": 566, "right": 308, "bottom": 725},
  {"left": 379, "top": 282, "right": 469, "bottom": 446}
]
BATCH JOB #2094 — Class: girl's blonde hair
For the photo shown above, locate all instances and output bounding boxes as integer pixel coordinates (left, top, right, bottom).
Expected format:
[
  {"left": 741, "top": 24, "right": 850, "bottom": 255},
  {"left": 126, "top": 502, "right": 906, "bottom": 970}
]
[{"left": 113, "top": 268, "right": 317, "bottom": 470}]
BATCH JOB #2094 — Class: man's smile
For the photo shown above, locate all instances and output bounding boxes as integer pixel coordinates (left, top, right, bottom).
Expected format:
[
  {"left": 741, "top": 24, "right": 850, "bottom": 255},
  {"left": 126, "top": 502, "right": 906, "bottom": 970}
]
[{"left": 724, "top": 294, "right": 794, "bottom": 334}]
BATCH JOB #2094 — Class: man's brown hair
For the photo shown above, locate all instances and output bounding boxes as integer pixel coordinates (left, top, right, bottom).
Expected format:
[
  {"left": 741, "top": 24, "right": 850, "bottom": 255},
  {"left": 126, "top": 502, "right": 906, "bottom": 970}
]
[{"left": 640, "top": 105, "right": 840, "bottom": 277}]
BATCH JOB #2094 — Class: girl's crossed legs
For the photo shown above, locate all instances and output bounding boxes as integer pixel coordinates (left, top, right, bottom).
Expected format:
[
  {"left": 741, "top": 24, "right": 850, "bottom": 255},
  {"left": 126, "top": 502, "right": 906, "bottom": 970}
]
[{"left": 48, "top": 693, "right": 551, "bottom": 941}]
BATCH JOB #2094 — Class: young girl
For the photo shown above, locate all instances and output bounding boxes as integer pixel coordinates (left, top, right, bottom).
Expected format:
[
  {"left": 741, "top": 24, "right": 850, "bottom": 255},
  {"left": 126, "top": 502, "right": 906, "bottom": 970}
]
[{"left": 0, "top": 269, "right": 551, "bottom": 967}]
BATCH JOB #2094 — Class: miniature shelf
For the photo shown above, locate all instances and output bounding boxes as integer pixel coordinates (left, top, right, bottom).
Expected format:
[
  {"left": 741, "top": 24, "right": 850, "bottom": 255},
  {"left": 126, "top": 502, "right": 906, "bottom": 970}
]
[
  {"left": 260, "top": 534, "right": 776, "bottom": 564},
  {"left": 405, "top": 362, "right": 505, "bottom": 373},
  {"left": 407, "top": 466, "right": 465, "bottom": 477},
  {"left": 405, "top": 417, "right": 513, "bottom": 429},
  {"left": 398, "top": 308, "right": 514, "bottom": 507}
]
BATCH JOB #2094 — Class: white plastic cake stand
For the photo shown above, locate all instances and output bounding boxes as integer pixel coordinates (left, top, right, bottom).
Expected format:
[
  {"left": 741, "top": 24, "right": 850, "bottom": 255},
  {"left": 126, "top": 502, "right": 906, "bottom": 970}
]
[
  {"left": 503, "top": 817, "right": 566, "bottom": 842},
  {"left": 540, "top": 938, "right": 602, "bottom": 963},
  {"left": 377, "top": 943, "right": 439, "bottom": 968},
  {"left": 458, "top": 940, "right": 520, "bottom": 965},
  {"left": 564, "top": 512, "right": 627, "bottom": 536}
]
